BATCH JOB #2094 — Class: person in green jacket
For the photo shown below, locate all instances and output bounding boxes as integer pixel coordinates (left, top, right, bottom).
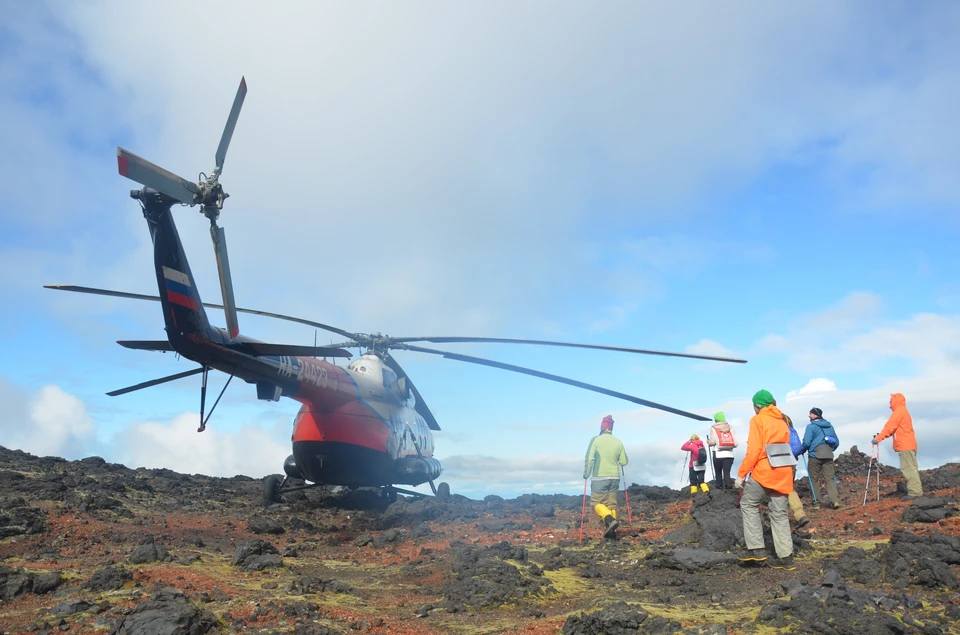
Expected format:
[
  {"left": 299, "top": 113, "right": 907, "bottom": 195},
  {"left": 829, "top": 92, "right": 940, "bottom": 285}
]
[{"left": 583, "top": 415, "right": 629, "bottom": 539}]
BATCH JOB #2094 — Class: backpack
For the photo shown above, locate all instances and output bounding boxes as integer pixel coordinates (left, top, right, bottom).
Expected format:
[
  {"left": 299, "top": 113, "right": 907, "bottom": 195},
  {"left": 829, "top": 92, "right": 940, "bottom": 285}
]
[
  {"left": 714, "top": 426, "right": 736, "bottom": 449},
  {"left": 824, "top": 434, "right": 839, "bottom": 451},
  {"left": 788, "top": 426, "right": 803, "bottom": 458},
  {"left": 696, "top": 446, "right": 707, "bottom": 465}
]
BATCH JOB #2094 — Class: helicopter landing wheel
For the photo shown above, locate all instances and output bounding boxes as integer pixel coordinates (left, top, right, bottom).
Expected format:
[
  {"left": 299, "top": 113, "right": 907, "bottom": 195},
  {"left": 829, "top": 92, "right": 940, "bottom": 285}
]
[
  {"left": 263, "top": 474, "right": 284, "bottom": 505},
  {"left": 381, "top": 486, "right": 398, "bottom": 504}
]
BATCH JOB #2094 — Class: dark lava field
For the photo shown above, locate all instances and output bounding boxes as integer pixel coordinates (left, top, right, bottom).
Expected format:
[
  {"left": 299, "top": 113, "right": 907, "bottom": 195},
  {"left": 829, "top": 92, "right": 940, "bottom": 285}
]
[{"left": 1, "top": 444, "right": 959, "bottom": 634}]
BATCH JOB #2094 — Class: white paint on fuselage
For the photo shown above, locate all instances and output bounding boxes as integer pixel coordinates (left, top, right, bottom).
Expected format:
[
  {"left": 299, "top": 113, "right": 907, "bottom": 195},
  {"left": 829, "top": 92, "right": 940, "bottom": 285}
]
[{"left": 347, "top": 354, "right": 434, "bottom": 460}]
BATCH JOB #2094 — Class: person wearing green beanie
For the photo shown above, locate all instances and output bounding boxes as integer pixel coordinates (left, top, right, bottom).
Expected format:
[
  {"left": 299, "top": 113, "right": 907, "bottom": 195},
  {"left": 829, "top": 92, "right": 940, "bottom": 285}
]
[
  {"left": 752, "top": 389, "right": 775, "bottom": 408},
  {"left": 707, "top": 411, "right": 737, "bottom": 488},
  {"left": 736, "top": 390, "right": 796, "bottom": 570}
]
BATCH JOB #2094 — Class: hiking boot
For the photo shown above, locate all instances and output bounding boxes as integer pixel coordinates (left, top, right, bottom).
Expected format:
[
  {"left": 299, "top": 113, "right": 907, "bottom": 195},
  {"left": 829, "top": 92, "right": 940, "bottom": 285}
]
[
  {"left": 699, "top": 482, "right": 710, "bottom": 493},
  {"left": 737, "top": 548, "right": 768, "bottom": 563},
  {"left": 792, "top": 516, "right": 810, "bottom": 529},
  {"left": 689, "top": 485, "right": 698, "bottom": 495},
  {"left": 769, "top": 555, "right": 797, "bottom": 571},
  {"left": 829, "top": 502, "right": 840, "bottom": 510},
  {"left": 602, "top": 515, "right": 620, "bottom": 539}
]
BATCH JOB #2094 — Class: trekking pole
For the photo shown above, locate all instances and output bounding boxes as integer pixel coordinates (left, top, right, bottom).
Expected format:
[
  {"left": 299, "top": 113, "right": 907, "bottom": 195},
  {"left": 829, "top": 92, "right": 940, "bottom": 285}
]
[
  {"left": 579, "top": 479, "right": 587, "bottom": 545},
  {"left": 706, "top": 430, "right": 716, "bottom": 485},
  {"left": 875, "top": 444, "right": 880, "bottom": 502},
  {"left": 801, "top": 454, "right": 818, "bottom": 504},
  {"left": 862, "top": 448, "right": 874, "bottom": 507},
  {"left": 621, "top": 465, "right": 633, "bottom": 525}
]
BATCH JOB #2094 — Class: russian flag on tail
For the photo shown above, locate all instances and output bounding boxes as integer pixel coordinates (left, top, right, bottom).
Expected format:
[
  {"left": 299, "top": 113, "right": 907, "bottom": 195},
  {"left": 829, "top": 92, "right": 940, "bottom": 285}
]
[{"left": 162, "top": 266, "right": 199, "bottom": 310}]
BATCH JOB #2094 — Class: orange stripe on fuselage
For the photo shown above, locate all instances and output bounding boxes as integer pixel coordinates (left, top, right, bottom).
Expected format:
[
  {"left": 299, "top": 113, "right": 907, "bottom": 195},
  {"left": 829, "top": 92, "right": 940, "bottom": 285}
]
[{"left": 293, "top": 400, "right": 390, "bottom": 453}]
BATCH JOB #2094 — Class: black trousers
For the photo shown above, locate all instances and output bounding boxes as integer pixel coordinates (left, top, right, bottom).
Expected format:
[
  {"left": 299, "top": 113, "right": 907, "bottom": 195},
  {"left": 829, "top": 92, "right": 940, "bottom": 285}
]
[
  {"left": 688, "top": 467, "right": 706, "bottom": 485},
  {"left": 714, "top": 457, "right": 734, "bottom": 488}
]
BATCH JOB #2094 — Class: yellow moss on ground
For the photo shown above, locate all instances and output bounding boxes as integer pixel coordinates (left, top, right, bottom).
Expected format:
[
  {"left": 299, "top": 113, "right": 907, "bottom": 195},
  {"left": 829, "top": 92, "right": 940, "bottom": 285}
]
[{"left": 540, "top": 567, "right": 589, "bottom": 597}]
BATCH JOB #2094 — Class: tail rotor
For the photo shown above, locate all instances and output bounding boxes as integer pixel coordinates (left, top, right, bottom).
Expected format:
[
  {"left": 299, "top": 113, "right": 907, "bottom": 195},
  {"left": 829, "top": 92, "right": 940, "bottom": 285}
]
[{"left": 117, "top": 77, "right": 248, "bottom": 340}]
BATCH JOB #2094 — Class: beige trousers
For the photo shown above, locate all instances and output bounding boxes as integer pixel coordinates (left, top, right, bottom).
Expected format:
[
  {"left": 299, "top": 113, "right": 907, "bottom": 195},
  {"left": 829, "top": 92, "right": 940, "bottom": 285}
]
[
  {"left": 740, "top": 479, "right": 792, "bottom": 558},
  {"left": 788, "top": 466, "right": 805, "bottom": 520},
  {"left": 899, "top": 450, "right": 923, "bottom": 497},
  {"left": 788, "top": 491, "right": 806, "bottom": 520},
  {"left": 590, "top": 478, "right": 619, "bottom": 518}
]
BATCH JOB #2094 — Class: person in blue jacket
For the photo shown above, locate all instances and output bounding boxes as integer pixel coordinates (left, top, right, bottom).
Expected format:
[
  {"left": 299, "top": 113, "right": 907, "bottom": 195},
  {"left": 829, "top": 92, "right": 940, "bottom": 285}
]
[{"left": 802, "top": 407, "right": 841, "bottom": 509}]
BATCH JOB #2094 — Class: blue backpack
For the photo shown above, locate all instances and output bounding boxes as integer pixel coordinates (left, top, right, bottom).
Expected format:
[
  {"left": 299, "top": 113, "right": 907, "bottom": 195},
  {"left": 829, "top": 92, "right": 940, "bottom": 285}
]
[
  {"left": 788, "top": 427, "right": 803, "bottom": 458},
  {"left": 824, "top": 434, "right": 840, "bottom": 451}
]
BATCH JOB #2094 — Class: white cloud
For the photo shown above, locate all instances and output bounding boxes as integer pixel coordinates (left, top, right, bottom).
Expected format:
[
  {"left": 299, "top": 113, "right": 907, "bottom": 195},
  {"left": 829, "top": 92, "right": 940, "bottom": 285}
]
[
  {"left": 4, "top": 3, "right": 959, "bottom": 341},
  {"left": 781, "top": 372, "right": 960, "bottom": 471},
  {"left": 752, "top": 292, "right": 960, "bottom": 374},
  {"left": 0, "top": 381, "right": 96, "bottom": 459},
  {"left": 115, "top": 412, "right": 289, "bottom": 478},
  {"left": 785, "top": 378, "right": 838, "bottom": 400},
  {"left": 686, "top": 339, "right": 740, "bottom": 359}
]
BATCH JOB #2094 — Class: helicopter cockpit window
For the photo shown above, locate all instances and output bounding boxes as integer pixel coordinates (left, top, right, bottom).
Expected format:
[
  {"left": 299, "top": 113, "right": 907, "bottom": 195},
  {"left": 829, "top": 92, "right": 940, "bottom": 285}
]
[{"left": 381, "top": 366, "right": 398, "bottom": 388}]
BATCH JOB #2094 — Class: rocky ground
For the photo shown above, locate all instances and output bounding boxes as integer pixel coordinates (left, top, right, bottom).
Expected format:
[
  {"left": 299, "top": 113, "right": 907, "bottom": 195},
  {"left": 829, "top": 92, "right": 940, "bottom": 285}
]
[{"left": 1, "top": 445, "right": 958, "bottom": 635}]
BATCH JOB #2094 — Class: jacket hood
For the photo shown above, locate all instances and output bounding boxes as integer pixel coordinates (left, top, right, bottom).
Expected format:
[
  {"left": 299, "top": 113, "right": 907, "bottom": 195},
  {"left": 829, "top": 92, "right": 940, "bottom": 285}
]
[
  {"left": 890, "top": 393, "right": 906, "bottom": 410},
  {"left": 712, "top": 422, "right": 731, "bottom": 433},
  {"left": 761, "top": 405, "right": 783, "bottom": 419},
  {"left": 811, "top": 418, "right": 833, "bottom": 430}
]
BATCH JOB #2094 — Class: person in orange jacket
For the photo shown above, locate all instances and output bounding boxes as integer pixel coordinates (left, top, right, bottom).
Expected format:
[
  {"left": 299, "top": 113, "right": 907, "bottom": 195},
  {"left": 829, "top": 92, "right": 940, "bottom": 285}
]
[
  {"left": 872, "top": 393, "right": 922, "bottom": 498},
  {"left": 736, "top": 389, "right": 795, "bottom": 570}
]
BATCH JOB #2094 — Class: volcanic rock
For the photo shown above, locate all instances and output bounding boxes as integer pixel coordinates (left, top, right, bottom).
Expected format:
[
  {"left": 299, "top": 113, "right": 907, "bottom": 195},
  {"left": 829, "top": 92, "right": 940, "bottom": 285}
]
[
  {"left": 647, "top": 547, "right": 738, "bottom": 571},
  {"left": 0, "top": 496, "right": 47, "bottom": 537},
  {"left": 901, "top": 496, "right": 957, "bottom": 523},
  {"left": 689, "top": 488, "right": 743, "bottom": 551},
  {"left": 51, "top": 599, "right": 92, "bottom": 616},
  {"left": 442, "top": 541, "right": 549, "bottom": 612},
  {"left": 883, "top": 531, "right": 960, "bottom": 590},
  {"left": 248, "top": 516, "right": 286, "bottom": 535},
  {"left": 230, "top": 539, "right": 280, "bottom": 570},
  {"left": 108, "top": 587, "right": 218, "bottom": 635},
  {"left": 0, "top": 566, "right": 34, "bottom": 600},
  {"left": 563, "top": 601, "right": 682, "bottom": 635},
  {"left": 129, "top": 537, "right": 170, "bottom": 564},
  {"left": 85, "top": 565, "right": 133, "bottom": 592},
  {"left": 32, "top": 572, "right": 63, "bottom": 594}
]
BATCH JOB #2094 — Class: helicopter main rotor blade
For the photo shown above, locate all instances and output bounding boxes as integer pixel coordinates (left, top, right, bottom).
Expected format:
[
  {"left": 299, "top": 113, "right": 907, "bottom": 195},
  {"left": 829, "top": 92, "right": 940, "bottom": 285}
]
[
  {"left": 107, "top": 367, "right": 205, "bottom": 397},
  {"left": 402, "top": 344, "right": 711, "bottom": 422},
  {"left": 117, "top": 147, "right": 198, "bottom": 205},
  {"left": 215, "top": 77, "right": 247, "bottom": 174},
  {"left": 210, "top": 224, "right": 240, "bottom": 339},
  {"left": 238, "top": 342, "right": 352, "bottom": 358},
  {"left": 381, "top": 353, "right": 441, "bottom": 431},
  {"left": 43, "top": 285, "right": 361, "bottom": 342},
  {"left": 387, "top": 336, "right": 746, "bottom": 364}
]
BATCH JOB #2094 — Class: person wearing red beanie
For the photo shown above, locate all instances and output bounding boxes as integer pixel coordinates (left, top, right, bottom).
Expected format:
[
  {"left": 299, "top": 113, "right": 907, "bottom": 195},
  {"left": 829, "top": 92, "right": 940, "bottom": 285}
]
[{"left": 583, "top": 415, "right": 628, "bottom": 539}]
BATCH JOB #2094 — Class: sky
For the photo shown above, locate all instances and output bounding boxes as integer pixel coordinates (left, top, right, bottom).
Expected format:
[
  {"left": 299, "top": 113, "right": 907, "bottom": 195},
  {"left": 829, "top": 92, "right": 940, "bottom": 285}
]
[{"left": 1, "top": 1, "right": 958, "bottom": 499}]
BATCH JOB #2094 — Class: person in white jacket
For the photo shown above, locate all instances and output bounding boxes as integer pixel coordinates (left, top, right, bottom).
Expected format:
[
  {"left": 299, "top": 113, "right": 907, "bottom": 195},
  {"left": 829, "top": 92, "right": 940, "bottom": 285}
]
[{"left": 706, "top": 411, "right": 737, "bottom": 489}]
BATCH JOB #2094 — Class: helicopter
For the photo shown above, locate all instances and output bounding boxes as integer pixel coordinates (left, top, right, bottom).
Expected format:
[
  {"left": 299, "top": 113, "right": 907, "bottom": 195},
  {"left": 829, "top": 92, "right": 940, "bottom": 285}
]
[{"left": 46, "top": 77, "right": 747, "bottom": 503}]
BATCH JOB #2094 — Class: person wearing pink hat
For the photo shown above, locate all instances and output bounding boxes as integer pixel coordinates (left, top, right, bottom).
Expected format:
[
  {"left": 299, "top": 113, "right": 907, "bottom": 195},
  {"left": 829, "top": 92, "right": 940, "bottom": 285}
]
[{"left": 583, "top": 415, "right": 629, "bottom": 539}]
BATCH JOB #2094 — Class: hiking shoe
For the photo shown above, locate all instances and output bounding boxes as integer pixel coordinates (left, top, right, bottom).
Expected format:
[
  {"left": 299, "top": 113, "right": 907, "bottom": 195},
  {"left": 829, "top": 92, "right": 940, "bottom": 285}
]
[
  {"left": 769, "top": 555, "right": 796, "bottom": 571},
  {"left": 794, "top": 516, "right": 810, "bottom": 529},
  {"left": 737, "top": 548, "right": 768, "bottom": 562},
  {"left": 603, "top": 519, "right": 620, "bottom": 538},
  {"left": 829, "top": 502, "right": 840, "bottom": 510}
]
